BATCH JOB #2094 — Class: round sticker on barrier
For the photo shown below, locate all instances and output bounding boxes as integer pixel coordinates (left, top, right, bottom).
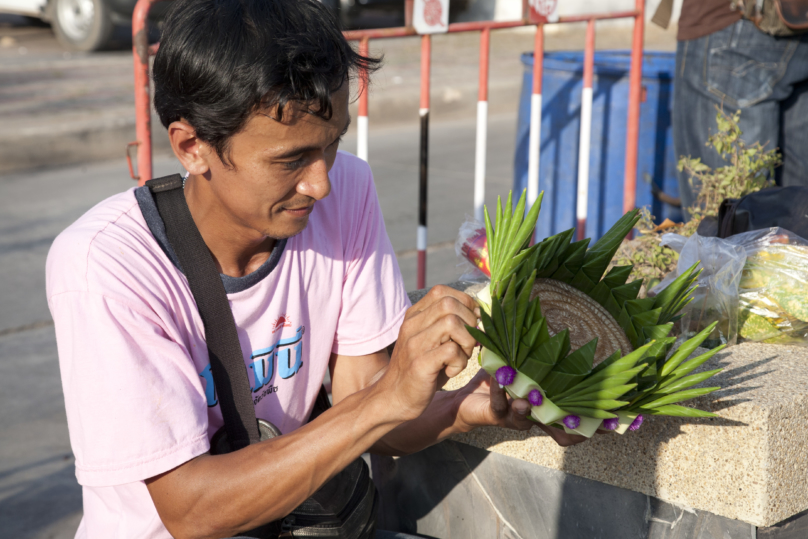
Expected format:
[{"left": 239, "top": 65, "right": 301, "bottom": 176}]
[
  {"left": 529, "top": 0, "right": 559, "bottom": 23},
  {"left": 414, "top": 0, "right": 449, "bottom": 34}
]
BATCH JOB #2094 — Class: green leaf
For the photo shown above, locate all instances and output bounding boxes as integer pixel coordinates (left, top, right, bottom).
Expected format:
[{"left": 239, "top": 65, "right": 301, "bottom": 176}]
[
  {"left": 549, "top": 339, "right": 597, "bottom": 375},
  {"left": 638, "top": 386, "right": 720, "bottom": 409},
  {"left": 490, "top": 298, "right": 510, "bottom": 361},
  {"left": 466, "top": 326, "right": 505, "bottom": 360},
  {"left": 656, "top": 368, "right": 723, "bottom": 394},
  {"left": 630, "top": 307, "right": 663, "bottom": 332},
  {"left": 483, "top": 205, "right": 496, "bottom": 278},
  {"left": 513, "top": 191, "right": 543, "bottom": 251},
  {"left": 512, "top": 270, "right": 537, "bottom": 359},
  {"left": 541, "top": 371, "right": 590, "bottom": 396},
  {"left": 613, "top": 281, "right": 643, "bottom": 307},
  {"left": 479, "top": 309, "right": 507, "bottom": 359},
  {"left": 624, "top": 298, "right": 655, "bottom": 317},
  {"left": 667, "top": 344, "right": 726, "bottom": 381},
  {"left": 537, "top": 328, "right": 570, "bottom": 359},
  {"left": 653, "top": 263, "right": 700, "bottom": 311},
  {"left": 506, "top": 189, "right": 528, "bottom": 251},
  {"left": 556, "top": 399, "right": 629, "bottom": 410},
  {"left": 520, "top": 355, "right": 556, "bottom": 385},
  {"left": 556, "top": 384, "right": 637, "bottom": 404},
  {"left": 642, "top": 323, "right": 674, "bottom": 343},
  {"left": 582, "top": 210, "right": 640, "bottom": 282},
  {"left": 589, "top": 349, "right": 622, "bottom": 375},
  {"left": 556, "top": 364, "right": 648, "bottom": 401},
  {"left": 561, "top": 407, "right": 618, "bottom": 419},
  {"left": 647, "top": 405, "right": 718, "bottom": 418},
  {"left": 493, "top": 196, "right": 504, "bottom": 274},
  {"left": 602, "top": 265, "right": 632, "bottom": 288},
  {"left": 659, "top": 322, "right": 719, "bottom": 378}
]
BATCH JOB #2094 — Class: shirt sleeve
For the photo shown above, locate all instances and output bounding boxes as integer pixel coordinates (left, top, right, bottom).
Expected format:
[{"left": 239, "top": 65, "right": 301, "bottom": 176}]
[
  {"left": 49, "top": 291, "right": 210, "bottom": 487},
  {"left": 331, "top": 162, "right": 411, "bottom": 357}
]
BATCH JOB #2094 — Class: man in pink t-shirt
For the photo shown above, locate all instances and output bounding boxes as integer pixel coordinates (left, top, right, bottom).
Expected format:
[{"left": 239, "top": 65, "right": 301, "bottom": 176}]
[{"left": 47, "top": 0, "right": 582, "bottom": 537}]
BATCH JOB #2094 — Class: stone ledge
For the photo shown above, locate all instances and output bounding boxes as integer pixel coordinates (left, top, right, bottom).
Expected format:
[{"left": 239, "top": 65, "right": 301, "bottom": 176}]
[{"left": 418, "top": 282, "right": 808, "bottom": 527}]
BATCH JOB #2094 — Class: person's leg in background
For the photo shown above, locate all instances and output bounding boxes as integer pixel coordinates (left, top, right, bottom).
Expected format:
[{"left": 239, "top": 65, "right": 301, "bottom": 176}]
[
  {"left": 777, "top": 37, "right": 808, "bottom": 188},
  {"left": 673, "top": 19, "right": 793, "bottom": 216}
]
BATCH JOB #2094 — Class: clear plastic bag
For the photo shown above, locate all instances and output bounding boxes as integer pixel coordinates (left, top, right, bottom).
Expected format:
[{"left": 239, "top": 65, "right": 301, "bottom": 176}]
[
  {"left": 651, "top": 233, "right": 746, "bottom": 347},
  {"left": 455, "top": 216, "right": 491, "bottom": 281},
  {"left": 726, "top": 228, "right": 808, "bottom": 345}
]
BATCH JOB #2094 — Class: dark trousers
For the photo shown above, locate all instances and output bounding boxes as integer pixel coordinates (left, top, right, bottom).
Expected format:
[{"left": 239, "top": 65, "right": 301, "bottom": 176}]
[{"left": 673, "top": 18, "right": 808, "bottom": 213}]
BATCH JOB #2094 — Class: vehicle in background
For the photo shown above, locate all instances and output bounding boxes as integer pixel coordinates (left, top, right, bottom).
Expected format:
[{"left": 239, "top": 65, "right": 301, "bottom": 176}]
[
  {"left": 325, "top": 0, "right": 471, "bottom": 29},
  {"left": 0, "top": 0, "right": 168, "bottom": 51},
  {"left": 0, "top": 0, "right": 471, "bottom": 52}
]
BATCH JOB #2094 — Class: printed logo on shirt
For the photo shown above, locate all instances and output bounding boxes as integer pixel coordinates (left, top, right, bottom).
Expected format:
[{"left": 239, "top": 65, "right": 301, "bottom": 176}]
[
  {"left": 272, "top": 314, "right": 292, "bottom": 333},
  {"left": 199, "top": 325, "right": 306, "bottom": 407}
]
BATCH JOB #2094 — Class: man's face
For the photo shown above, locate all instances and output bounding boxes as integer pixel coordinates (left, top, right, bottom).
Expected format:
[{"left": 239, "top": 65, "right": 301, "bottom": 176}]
[{"left": 202, "top": 84, "right": 350, "bottom": 240}]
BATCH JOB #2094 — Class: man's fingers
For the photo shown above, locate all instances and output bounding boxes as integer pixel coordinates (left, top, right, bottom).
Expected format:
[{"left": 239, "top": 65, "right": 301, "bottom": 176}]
[
  {"left": 414, "top": 285, "right": 477, "bottom": 314},
  {"left": 418, "top": 295, "right": 479, "bottom": 335},
  {"left": 507, "top": 398, "right": 534, "bottom": 431},
  {"left": 489, "top": 376, "right": 509, "bottom": 418},
  {"left": 405, "top": 312, "right": 477, "bottom": 357}
]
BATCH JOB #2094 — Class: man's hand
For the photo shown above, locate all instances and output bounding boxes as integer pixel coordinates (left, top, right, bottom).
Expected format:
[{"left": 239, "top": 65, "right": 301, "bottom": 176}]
[
  {"left": 376, "top": 286, "right": 479, "bottom": 421},
  {"left": 373, "top": 286, "right": 479, "bottom": 423},
  {"left": 453, "top": 368, "right": 590, "bottom": 448}
]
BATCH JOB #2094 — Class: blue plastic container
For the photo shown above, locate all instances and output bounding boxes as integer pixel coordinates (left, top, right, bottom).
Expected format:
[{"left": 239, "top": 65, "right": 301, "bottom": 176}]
[{"left": 514, "top": 50, "right": 681, "bottom": 242}]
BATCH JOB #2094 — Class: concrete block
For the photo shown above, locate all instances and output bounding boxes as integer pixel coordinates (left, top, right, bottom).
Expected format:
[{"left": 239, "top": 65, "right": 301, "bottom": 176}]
[{"left": 418, "top": 282, "right": 808, "bottom": 527}]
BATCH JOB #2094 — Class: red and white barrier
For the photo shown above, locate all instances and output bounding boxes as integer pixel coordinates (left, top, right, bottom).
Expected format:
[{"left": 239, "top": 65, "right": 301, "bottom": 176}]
[{"left": 129, "top": 0, "right": 647, "bottom": 289}]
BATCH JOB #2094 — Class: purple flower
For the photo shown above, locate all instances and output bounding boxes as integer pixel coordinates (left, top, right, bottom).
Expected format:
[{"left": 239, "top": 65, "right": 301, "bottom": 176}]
[
  {"left": 601, "top": 417, "right": 619, "bottom": 431},
  {"left": 629, "top": 415, "right": 644, "bottom": 431},
  {"left": 528, "top": 389, "right": 543, "bottom": 406},
  {"left": 563, "top": 415, "right": 580, "bottom": 430},
  {"left": 495, "top": 366, "right": 516, "bottom": 386}
]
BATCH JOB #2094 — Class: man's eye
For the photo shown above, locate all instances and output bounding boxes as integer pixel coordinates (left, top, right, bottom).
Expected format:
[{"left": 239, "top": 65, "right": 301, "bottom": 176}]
[{"left": 284, "top": 157, "right": 306, "bottom": 170}]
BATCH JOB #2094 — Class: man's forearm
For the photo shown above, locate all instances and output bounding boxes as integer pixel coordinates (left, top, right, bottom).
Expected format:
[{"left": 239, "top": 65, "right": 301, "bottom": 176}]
[
  {"left": 147, "top": 385, "right": 401, "bottom": 539},
  {"left": 369, "top": 389, "right": 466, "bottom": 456}
]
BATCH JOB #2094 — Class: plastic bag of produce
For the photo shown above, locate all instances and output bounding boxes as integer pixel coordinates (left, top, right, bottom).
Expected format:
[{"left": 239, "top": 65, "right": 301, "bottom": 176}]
[
  {"left": 651, "top": 233, "right": 746, "bottom": 347},
  {"left": 727, "top": 228, "right": 808, "bottom": 345}
]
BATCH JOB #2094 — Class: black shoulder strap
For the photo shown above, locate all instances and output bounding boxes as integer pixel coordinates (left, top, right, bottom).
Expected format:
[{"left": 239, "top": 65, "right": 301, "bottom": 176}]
[{"left": 147, "top": 174, "right": 260, "bottom": 450}]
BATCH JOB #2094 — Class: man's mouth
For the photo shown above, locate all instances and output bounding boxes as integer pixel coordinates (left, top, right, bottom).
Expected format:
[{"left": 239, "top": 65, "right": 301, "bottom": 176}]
[{"left": 283, "top": 204, "right": 314, "bottom": 218}]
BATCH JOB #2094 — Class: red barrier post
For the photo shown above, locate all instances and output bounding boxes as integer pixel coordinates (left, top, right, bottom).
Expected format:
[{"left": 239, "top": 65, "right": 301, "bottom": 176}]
[
  {"left": 527, "top": 23, "right": 544, "bottom": 234},
  {"left": 473, "top": 27, "right": 490, "bottom": 222},
  {"left": 576, "top": 18, "right": 596, "bottom": 241},
  {"left": 417, "top": 34, "right": 431, "bottom": 290},
  {"left": 357, "top": 37, "right": 370, "bottom": 162},
  {"left": 131, "top": 0, "right": 157, "bottom": 185},
  {"left": 623, "top": 0, "right": 645, "bottom": 217}
]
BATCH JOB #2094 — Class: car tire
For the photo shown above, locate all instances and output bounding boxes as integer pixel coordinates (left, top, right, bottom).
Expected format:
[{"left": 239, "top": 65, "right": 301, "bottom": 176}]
[{"left": 49, "top": 0, "right": 114, "bottom": 52}]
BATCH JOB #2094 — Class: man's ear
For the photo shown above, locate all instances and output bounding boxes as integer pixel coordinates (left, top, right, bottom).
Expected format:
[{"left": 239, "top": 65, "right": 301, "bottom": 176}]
[{"left": 168, "top": 120, "right": 211, "bottom": 175}]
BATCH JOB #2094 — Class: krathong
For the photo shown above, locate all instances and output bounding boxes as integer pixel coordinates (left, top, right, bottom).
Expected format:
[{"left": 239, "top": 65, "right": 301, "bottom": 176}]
[{"left": 463, "top": 190, "right": 725, "bottom": 437}]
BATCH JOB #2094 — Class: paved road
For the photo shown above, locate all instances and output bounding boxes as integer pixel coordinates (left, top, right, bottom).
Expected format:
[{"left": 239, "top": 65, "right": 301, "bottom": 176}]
[{"left": 0, "top": 111, "right": 518, "bottom": 537}]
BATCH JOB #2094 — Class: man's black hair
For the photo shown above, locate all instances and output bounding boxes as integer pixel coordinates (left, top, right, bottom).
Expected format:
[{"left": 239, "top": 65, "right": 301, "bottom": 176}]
[{"left": 153, "top": 0, "right": 380, "bottom": 165}]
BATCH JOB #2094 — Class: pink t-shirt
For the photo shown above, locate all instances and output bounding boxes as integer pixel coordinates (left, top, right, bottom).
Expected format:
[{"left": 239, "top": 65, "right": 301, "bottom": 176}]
[{"left": 46, "top": 151, "right": 410, "bottom": 539}]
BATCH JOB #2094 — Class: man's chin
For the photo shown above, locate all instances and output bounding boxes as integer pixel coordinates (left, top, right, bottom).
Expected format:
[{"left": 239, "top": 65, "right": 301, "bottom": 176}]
[{"left": 265, "top": 218, "right": 309, "bottom": 241}]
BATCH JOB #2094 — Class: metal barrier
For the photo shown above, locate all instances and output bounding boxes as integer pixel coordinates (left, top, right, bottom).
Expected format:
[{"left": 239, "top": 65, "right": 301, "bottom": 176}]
[{"left": 128, "top": 0, "right": 646, "bottom": 289}]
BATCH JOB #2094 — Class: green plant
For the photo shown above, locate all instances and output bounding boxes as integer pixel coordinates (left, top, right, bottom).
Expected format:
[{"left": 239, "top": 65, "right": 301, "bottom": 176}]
[{"left": 613, "top": 107, "right": 782, "bottom": 289}]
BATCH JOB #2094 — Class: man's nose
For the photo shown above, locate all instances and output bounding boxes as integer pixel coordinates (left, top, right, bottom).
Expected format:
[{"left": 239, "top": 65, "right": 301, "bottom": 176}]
[{"left": 297, "top": 157, "right": 332, "bottom": 201}]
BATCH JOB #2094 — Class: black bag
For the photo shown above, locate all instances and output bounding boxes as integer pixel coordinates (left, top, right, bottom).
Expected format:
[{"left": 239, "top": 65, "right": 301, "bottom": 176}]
[
  {"left": 147, "top": 174, "right": 378, "bottom": 539},
  {"left": 697, "top": 186, "right": 808, "bottom": 239}
]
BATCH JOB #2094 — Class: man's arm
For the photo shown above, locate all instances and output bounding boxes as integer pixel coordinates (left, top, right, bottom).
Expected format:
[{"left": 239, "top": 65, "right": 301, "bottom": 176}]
[{"left": 145, "top": 286, "right": 479, "bottom": 539}]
